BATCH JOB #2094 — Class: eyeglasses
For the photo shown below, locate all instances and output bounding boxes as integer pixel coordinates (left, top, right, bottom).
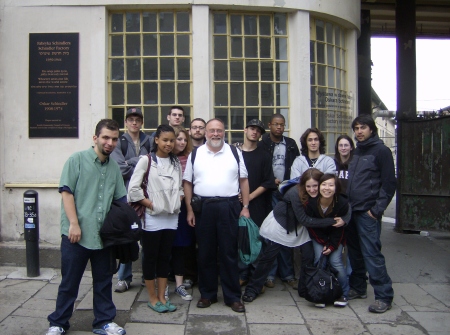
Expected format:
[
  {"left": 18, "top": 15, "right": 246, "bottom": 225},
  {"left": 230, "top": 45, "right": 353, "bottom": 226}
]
[
  {"left": 207, "top": 129, "right": 224, "bottom": 134},
  {"left": 171, "top": 113, "right": 184, "bottom": 117},
  {"left": 127, "top": 118, "right": 142, "bottom": 123},
  {"left": 191, "top": 126, "right": 205, "bottom": 130}
]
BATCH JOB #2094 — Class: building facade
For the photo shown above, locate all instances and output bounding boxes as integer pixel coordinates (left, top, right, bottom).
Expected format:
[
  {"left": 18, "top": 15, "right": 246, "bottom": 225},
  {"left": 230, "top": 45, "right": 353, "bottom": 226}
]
[{"left": 0, "top": 1, "right": 360, "bottom": 243}]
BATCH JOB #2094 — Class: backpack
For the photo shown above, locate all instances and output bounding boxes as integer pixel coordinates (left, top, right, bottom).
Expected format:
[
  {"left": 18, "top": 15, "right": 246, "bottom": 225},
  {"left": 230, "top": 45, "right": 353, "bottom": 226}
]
[
  {"left": 238, "top": 216, "right": 262, "bottom": 265},
  {"left": 278, "top": 176, "right": 300, "bottom": 195},
  {"left": 120, "top": 134, "right": 151, "bottom": 156}
]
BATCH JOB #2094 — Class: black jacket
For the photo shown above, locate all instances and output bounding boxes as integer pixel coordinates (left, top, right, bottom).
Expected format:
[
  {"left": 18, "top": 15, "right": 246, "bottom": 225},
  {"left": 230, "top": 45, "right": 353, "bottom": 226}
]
[
  {"left": 101, "top": 201, "right": 142, "bottom": 268},
  {"left": 258, "top": 133, "right": 300, "bottom": 181},
  {"left": 347, "top": 134, "right": 396, "bottom": 218},
  {"left": 305, "top": 194, "right": 349, "bottom": 252}
]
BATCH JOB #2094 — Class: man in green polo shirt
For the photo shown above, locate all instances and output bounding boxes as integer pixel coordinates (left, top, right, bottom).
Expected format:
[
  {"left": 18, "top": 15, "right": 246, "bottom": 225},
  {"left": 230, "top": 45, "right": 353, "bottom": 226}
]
[{"left": 46, "top": 119, "right": 127, "bottom": 335}]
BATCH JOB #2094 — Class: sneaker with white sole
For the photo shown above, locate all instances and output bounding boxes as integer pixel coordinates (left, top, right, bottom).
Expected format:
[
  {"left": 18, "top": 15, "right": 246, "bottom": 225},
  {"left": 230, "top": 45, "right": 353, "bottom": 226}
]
[
  {"left": 334, "top": 296, "right": 348, "bottom": 307},
  {"left": 175, "top": 285, "right": 193, "bottom": 301},
  {"left": 368, "top": 300, "right": 392, "bottom": 313},
  {"left": 114, "top": 280, "right": 130, "bottom": 293},
  {"left": 315, "top": 303, "right": 326, "bottom": 308},
  {"left": 46, "top": 326, "right": 65, "bottom": 335},
  {"left": 93, "top": 322, "right": 126, "bottom": 335}
]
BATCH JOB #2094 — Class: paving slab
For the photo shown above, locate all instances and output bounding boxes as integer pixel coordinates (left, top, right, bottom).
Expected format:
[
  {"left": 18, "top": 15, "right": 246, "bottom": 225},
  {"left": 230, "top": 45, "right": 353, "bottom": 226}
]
[
  {"left": 0, "top": 279, "right": 47, "bottom": 306},
  {"left": 418, "top": 283, "right": 450, "bottom": 308},
  {"left": 307, "top": 318, "right": 369, "bottom": 335},
  {"left": 393, "top": 283, "right": 449, "bottom": 312},
  {"left": 248, "top": 323, "right": 309, "bottom": 335},
  {"left": 12, "top": 298, "right": 56, "bottom": 318},
  {"left": 245, "top": 304, "right": 304, "bottom": 324},
  {"left": 406, "top": 312, "right": 450, "bottom": 333},
  {"left": 243, "top": 289, "right": 296, "bottom": 306},
  {"left": 124, "top": 322, "right": 185, "bottom": 335},
  {"left": 296, "top": 298, "right": 359, "bottom": 320},
  {"left": 185, "top": 314, "right": 247, "bottom": 335},
  {"left": 366, "top": 323, "right": 428, "bottom": 335},
  {"left": 0, "top": 305, "right": 19, "bottom": 324},
  {"left": 0, "top": 315, "right": 50, "bottom": 335}
]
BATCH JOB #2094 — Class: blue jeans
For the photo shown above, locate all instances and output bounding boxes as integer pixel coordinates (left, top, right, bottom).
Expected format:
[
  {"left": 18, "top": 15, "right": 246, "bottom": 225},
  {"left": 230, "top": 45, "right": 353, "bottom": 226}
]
[
  {"left": 48, "top": 236, "right": 116, "bottom": 331},
  {"left": 346, "top": 211, "right": 394, "bottom": 303},
  {"left": 117, "top": 262, "right": 132, "bottom": 282},
  {"left": 312, "top": 240, "right": 349, "bottom": 297}
]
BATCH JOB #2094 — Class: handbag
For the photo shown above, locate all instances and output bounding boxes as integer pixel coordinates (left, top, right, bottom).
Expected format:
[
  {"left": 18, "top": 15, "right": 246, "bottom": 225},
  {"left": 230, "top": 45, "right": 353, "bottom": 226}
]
[
  {"left": 304, "top": 254, "right": 343, "bottom": 304},
  {"left": 129, "top": 154, "right": 151, "bottom": 219}
]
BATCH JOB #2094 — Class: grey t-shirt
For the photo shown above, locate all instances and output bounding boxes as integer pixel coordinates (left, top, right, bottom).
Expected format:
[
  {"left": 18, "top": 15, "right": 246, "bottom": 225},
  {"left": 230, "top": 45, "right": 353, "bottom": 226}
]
[{"left": 272, "top": 138, "right": 286, "bottom": 181}]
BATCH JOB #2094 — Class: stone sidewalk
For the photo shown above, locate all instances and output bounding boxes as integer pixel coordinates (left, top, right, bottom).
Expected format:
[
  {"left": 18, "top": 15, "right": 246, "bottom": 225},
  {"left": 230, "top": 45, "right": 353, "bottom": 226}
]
[{"left": 1, "top": 220, "right": 449, "bottom": 335}]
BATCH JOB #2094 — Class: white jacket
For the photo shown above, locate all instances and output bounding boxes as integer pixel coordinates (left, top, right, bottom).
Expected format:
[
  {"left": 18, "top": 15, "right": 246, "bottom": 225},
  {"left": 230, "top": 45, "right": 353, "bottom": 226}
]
[{"left": 128, "top": 154, "right": 184, "bottom": 215}]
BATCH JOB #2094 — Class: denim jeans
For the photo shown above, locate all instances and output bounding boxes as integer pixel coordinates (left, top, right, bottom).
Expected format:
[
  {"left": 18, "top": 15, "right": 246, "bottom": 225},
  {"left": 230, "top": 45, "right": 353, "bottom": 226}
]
[
  {"left": 48, "top": 236, "right": 116, "bottom": 331},
  {"left": 346, "top": 211, "right": 394, "bottom": 303},
  {"left": 312, "top": 240, "right": 349, "bottom": 297},
  {"left": 117, "top": 261, "right": 132, "bottom": 282}
]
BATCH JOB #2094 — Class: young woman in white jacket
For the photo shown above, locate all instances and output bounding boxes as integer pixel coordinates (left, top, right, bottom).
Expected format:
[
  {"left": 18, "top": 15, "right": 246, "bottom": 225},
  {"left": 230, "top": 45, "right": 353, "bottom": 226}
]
[{"left": 128, "top": 124, "right": 184, "bottom": 313}]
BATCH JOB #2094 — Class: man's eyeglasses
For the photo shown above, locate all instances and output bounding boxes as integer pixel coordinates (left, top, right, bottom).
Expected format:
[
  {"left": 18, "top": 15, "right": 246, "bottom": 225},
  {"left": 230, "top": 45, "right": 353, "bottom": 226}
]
[
  {"left": 191, "top": 126, "right": 205, "bottom": 130},
  {"left": 171, "top": 113, "right": 184, "bottom": 117}
]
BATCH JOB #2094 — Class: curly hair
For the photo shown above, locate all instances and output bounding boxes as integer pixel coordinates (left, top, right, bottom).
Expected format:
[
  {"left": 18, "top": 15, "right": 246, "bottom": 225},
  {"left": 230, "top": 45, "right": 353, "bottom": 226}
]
[{"left": 300, "top": 128, "right": 326, "bottom": 156}]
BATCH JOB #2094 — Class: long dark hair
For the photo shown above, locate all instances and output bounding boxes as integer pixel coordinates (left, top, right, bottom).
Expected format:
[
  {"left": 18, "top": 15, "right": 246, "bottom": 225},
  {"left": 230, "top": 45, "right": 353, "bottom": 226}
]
[
  {"left": 334, "top": 134, "right": 355, "bottom": 169},
  {"left": 317, "top": 174, "right": 343, "bottom": 216},
  {"left": 298, "top": 168, "right": 324, "bottom": 205},
  {"left": 151, "top": 124, "right": 179, "bottom": 168},
  {"left": 300, "top": 128, "right": 326, "bottom": 156}
]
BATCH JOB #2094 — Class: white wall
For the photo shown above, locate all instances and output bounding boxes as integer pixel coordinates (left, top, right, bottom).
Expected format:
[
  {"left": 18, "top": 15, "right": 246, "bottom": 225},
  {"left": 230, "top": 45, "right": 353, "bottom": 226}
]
[{"left": 0, "top": 0, "right": 360, "bottom": 243}]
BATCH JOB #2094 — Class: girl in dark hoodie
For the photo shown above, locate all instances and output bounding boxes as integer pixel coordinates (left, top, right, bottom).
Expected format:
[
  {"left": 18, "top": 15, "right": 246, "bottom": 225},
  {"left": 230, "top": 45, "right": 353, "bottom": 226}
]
[{"left": 306, "top": 174, "right": 351, "bottom": 308}]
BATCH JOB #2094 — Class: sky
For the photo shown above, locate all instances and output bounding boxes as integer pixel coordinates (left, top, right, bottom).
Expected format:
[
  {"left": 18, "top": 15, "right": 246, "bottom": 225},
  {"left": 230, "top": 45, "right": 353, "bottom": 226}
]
[{"left": 370, "top": 37, "right": 450, "bottom": 112}]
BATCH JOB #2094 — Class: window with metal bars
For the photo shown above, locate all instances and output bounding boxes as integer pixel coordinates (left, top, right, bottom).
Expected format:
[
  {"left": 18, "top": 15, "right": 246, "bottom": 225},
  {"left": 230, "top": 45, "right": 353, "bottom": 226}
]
[
  {"left": 108, "top": 11, "right": 192, "bottom": 132},
  {"left": 213, "top": 12, "right": 289, "bottom": 144}
]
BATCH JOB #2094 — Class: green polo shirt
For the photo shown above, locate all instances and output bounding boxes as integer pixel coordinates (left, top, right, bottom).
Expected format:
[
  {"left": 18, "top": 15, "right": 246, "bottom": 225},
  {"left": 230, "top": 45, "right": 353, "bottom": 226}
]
[{"left": 59, "top": 147, "right": 127, "bottom": 249}]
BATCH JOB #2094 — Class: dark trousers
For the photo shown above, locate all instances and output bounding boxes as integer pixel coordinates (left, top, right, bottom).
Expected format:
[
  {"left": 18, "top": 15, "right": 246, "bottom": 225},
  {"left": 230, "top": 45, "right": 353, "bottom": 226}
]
[
  {"left": 141, "top": 229, "right": 177, "bottom": 280},
  {"left": 244, "top": 239, "right": 314, "bottom": 298},
  {"left": 48, "top": 236, "right": 115, "bottom": 331},
  {"left": 195, "top": 197, "right": 242, "bottom": 304},
  {"left": 346, "top": 211, "right": 394, "bottom": 303}
]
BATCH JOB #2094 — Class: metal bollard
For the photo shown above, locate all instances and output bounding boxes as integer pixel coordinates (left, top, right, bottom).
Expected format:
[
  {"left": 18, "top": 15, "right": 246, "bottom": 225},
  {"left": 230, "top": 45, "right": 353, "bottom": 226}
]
[{"left": 24, "top": 190, "right": 40, "bottom": 277}]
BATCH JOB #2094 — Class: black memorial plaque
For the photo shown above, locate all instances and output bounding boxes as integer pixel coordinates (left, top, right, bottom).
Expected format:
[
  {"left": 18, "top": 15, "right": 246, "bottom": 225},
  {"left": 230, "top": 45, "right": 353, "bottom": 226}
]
[{"left": 29, "top": 33, "right": 79, "bottom": 137}]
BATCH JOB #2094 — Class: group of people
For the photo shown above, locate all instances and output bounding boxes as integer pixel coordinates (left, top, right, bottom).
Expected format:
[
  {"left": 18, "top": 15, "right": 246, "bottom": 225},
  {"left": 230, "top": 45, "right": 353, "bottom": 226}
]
[{"left": 45, "top": 107, "right": 397, "bottom": 335}]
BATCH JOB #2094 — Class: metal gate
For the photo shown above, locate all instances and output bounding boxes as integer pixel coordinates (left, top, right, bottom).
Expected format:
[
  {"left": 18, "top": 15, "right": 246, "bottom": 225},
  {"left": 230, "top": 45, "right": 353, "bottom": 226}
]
[{"left": 397, "top": 116, "right": 450, "bottom": 231}]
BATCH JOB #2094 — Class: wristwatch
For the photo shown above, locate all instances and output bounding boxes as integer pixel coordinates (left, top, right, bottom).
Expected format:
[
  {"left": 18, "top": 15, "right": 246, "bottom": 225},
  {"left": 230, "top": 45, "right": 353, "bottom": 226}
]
[{"left": 243, "top": 205, "right": 249, "bottom": 209}]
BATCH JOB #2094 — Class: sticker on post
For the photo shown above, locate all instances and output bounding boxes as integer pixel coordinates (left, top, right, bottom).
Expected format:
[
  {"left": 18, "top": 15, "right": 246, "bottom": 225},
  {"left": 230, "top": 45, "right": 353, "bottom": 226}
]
[
  {"left": 24, "top": 197, "right": 36, "bottom": 203},
  {"left": 27, "top": 218, "right": 34, "bottom": 223},
  {"left": 25, "top": 223, "right": 36, "bottom": 229}
]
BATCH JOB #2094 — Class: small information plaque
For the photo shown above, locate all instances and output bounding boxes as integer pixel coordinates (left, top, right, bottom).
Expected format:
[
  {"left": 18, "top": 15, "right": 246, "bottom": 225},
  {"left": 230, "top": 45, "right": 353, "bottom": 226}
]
[{"left": 29, "top": 33, "right": 79, "bottom": 138}]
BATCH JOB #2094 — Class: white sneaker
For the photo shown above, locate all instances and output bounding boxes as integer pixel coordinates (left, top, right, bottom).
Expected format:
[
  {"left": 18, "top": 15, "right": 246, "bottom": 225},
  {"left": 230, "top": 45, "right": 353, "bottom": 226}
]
[
  {"left": 114, "top": 280, "right": 130, "bottom": 293},
  {"left": 315, "top": 303, "right": 326, "bottom": 308},
  {"left": 164, "top": 284, "right": 169, "bottom": 300},
  {"left": 46, "top": 326, "right": 65, "bottom": 335},
  {"left": 175, "top": 285, "right": 193, "bottom": 301},
  {"left": 93, "top": 322, "right": 126, "bottom": 335}
]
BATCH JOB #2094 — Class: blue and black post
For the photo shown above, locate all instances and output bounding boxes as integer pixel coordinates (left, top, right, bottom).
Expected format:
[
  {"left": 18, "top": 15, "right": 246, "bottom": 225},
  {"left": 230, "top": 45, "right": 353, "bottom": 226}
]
[{"left": 24, "top": 190, "right": 40, "bottom": 277}]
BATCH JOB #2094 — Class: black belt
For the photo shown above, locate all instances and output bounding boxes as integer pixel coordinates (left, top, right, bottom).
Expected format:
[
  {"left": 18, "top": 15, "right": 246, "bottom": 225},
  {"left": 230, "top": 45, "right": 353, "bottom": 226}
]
[{"left": 201, "top": 195, "right": 239, "bottom": 203}]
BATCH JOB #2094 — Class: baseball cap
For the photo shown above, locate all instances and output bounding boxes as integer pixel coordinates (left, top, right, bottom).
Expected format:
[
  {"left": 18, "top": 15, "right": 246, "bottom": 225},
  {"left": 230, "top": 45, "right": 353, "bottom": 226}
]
[
  {"left": 126, "top": 107, "right": 143, "bottom": 118},
  {"left": 246, "top": 119, "right": 266, "bottom": 134}
]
